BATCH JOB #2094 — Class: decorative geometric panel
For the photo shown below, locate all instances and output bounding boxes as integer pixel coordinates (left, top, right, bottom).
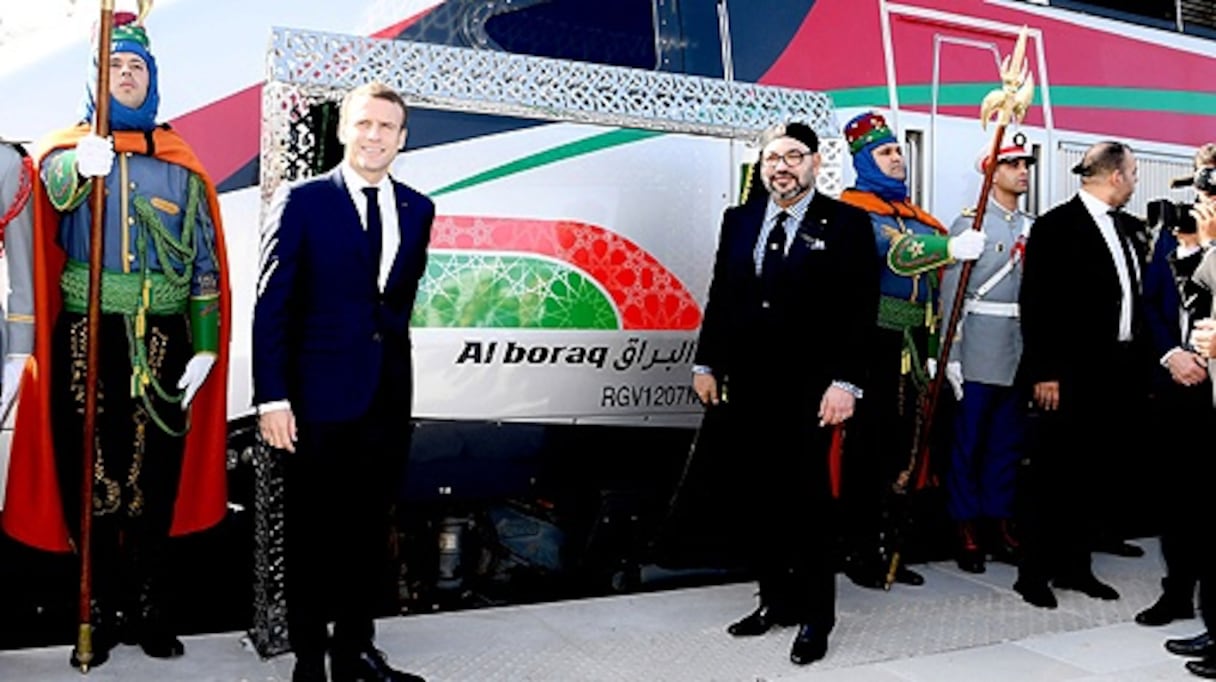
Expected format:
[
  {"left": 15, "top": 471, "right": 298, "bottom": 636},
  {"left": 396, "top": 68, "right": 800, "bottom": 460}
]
[{"left": 262, "top": 28, "right": 847, "bottom": 202}]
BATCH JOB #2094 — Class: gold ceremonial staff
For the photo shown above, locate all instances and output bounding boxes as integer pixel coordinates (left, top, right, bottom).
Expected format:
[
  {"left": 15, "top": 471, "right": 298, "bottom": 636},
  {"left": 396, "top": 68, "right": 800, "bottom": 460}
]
[
  {"left": 73, "top": 0, "right": 154, "bottom": 672},
  {"left": 885, "top": 25, "right": 1035, "bottom": 589}
]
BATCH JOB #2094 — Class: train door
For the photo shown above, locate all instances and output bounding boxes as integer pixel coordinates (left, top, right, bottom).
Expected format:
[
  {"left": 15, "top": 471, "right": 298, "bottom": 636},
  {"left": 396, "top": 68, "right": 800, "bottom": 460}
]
[{"left": 879, "top": 2, "right": 1052, "bottom": 221}]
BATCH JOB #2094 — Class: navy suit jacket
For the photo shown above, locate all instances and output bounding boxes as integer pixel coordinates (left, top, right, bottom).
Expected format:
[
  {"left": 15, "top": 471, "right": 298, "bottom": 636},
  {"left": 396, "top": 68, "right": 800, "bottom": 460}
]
[
  {"left": 253, "top": 167, "right": 435, "bottom": 423},
  {"left": 1143, "top": 228, "right": 1211, "bottom": 390},
  {"left": 1144, "top": 229, "right": 1183, "bottom": 366},
  {"left": 694, "top": 192, "right": 878, "bottom": 394}
]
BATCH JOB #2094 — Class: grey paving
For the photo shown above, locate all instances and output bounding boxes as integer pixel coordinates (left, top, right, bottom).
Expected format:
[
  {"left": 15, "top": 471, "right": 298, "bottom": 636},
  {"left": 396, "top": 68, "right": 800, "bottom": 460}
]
[{"left": 0, "top": 537, "right": 1205, "bottom": 681}]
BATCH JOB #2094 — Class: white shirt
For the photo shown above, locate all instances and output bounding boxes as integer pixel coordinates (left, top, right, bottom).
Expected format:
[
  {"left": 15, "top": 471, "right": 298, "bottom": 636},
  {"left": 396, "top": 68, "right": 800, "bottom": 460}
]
[
  {"left": 1078, "top": 189, "right": 1139, "bottom": 341},
  {"left": 340, "top": 161, "right": 400, "bottom": 291}
]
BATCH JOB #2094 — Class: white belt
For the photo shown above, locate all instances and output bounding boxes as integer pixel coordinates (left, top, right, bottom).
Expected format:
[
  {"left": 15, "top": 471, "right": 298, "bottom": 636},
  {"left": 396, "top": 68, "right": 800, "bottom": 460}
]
[{"left": 964, "top": 300, "right": 1020, "bottom": 317}]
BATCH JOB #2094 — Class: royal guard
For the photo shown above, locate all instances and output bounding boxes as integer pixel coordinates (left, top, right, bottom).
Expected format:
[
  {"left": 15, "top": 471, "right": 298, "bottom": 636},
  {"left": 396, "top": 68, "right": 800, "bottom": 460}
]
[
  {"left": 837, "top": 111, "right": 986, "bottom": 589},
  {"left": 0, "top": 10, "right": 230, "bottom": 668},
  {"left": 938, "top": 136, "right": 1036, "bottom": 574}
]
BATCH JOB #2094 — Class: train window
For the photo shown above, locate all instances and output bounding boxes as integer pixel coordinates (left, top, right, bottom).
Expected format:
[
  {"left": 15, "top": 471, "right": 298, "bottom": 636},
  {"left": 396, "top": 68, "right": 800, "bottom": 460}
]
[
  {"left": 904, "top": 129, "right": 925, "bottom": 207},
  {"left": 1026, "top": 142, "right": 1042, "bottom": 216},
  {"left": 482, "top": 0, "right": 659, "bottom": 70}
]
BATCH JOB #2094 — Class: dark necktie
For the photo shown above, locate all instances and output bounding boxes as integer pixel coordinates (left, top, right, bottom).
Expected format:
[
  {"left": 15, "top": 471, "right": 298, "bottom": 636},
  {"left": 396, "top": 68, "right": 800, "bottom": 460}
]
[
  {"left": 1109, "top": 208, "right": 1141, "bottom": 334},
  {"left": 362, "top": 186, "right": 383, "bottom": 287},
  {"left": 1109, "top": 209, "right": 1140, "bottom": 293},
  {"left": 760, "top": 211, "right": 789, "bottom": 305}
]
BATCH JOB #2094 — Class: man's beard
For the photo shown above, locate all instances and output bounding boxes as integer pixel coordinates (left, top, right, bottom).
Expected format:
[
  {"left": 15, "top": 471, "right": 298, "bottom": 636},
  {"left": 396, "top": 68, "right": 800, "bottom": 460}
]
[{"left": 764, "top": 173, "right": 807, "bottom": 201}]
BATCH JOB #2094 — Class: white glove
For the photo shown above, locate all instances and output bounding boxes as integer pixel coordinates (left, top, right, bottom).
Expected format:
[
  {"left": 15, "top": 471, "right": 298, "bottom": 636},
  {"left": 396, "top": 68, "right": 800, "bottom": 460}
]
[
  {"left": 945, "top": 361, "right": 964, "bottom": 400},
  {"left": 0, "top": 354, "right": 28, "bottom": 423},
  {"left": 926, "top": 357, "right": 938, "bottom": 379},
  {"left": 75, "top": 133, "right": 115, "bottom": 178},
  {"left": 177, "top": 353, "right": 216, "bottom": 410},
  {"left": 948, "top": 230, "right": 986, "bottom": 261}
]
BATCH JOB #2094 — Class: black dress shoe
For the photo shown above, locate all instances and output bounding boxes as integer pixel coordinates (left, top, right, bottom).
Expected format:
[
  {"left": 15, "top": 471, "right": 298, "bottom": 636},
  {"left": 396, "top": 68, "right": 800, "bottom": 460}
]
[
  {"left": 1094, "top": 539, "right": 1145, "bottom": 557},
  {"left": 1136, "top": 594, "right": 1195, "bottom": 626},
  {"left": 789, "top": 625, "right": 828, "bottom": 665},
  {"left": 1167, "top": 632, "right": 1215, "bottom": 658},
  {"left": 331, "top": 648, "right": 424, "bottom": 682},
  {"left": 1013, "top": 579, "right": 1058, "bottom": 609},
  {"left": 844, "top": 564, "right": 887, "bottom": 590},
  {"left": 957, "top": 551, "right": 986, "bottom": 574},
  {"left": 139, "top": 631, "right": 185, "bottom": 659},
  {"left": 1053, "top": 574, "right": 1119, "bottom": 600},
  {"left": 1187, "top": 657, "right": 1216, "bottom": 679},
  {"left": 894, "top": 565, "right": 925, "bottom": 586},
  {"left": 293, "top": 656, "right": 327, "bottom": 682},
  {"left": 727, "top": 606, "right": 792, "bottom": 637}
]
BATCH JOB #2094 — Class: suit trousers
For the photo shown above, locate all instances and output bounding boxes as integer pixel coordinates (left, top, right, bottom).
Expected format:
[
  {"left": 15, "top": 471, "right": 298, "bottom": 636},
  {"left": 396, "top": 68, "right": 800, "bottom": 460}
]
[
  {"left": 1019, "top": 343, "right": 1142, "bottom": 583},
  {"left": 285, "top": 375, "right": 410, "bottom": 658},
  {"left": 1151, "top": 380, "right": 1212, "bottom": 600},
  {"left": 727, "top": 371, "right": 836, "bottom": 631}
]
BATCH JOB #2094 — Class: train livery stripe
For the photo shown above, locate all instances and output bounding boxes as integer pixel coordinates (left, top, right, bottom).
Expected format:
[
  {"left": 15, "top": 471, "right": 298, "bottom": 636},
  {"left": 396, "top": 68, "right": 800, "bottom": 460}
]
[{"left": 431, "top": 129, "right": 663, "bottom": 197}]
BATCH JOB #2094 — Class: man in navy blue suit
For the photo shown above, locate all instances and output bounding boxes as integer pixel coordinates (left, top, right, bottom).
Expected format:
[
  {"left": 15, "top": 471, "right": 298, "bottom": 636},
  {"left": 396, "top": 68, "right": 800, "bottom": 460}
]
[
  {"left": 253, "top": 82, "right": 433, "bottom": 682},
  {"left": 692, "top": 122, "right": 878, "bottom": 666},
  {"left": 1137, "top": 197, "right": 1210, "bottom": 628}
]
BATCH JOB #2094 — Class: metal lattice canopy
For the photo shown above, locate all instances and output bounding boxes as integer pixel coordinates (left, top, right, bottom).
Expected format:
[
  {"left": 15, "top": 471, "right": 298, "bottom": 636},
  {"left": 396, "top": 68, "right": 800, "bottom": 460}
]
[{"left": 261, "top": 27, "right": 846, "bottom": 200}]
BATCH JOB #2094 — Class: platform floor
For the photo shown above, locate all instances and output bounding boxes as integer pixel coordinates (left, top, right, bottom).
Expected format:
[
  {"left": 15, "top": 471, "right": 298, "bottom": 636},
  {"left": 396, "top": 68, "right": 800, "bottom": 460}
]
[{"left": 0, "top": 537, "right": 1206, "bottom": 681}]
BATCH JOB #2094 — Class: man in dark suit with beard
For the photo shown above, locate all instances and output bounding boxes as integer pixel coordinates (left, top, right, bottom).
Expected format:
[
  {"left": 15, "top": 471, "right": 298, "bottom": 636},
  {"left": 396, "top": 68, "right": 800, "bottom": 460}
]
[
  {"left": 691, "top": 122, "right": 878, "bottom": 666},
  {"left": 254, "top": 82, "right": 433, "bottom": 682},
  {"left": 1014, "top": 140, "right": 1146, "bottom": 610}
]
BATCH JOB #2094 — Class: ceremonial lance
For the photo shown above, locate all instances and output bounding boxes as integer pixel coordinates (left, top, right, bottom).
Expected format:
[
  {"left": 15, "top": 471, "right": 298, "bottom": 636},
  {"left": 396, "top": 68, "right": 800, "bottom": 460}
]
[{"left": 73, "top": 0, "right": 154, "bottom": 673}]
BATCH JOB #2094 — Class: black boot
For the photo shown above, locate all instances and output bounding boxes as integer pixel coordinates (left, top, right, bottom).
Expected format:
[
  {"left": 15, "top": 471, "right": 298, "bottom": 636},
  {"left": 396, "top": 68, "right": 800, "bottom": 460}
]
[
  {"left": 988, "top": 518, "right": 1020, "bottom": 565},
  {"left": 956, "top": 521, "right": 985, "bottom": 574},
  {"left": 133, "top": 578, "right": 184, "bottom": 659}
]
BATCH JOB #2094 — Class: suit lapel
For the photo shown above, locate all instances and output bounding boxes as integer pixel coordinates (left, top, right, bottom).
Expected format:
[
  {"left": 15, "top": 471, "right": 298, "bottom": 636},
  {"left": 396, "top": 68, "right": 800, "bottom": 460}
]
[
  {"left": 330, "top": 169, "right": 376, "bottom": 269},
  {"left": 735, "top": 201, "right": 766, "bottom": 280}
]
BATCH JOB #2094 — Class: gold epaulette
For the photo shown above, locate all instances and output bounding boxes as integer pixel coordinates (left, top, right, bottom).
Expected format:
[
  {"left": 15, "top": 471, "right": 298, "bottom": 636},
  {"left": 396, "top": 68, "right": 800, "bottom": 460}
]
[{"left": 960, "top": 207, "right": 977, "bottom": 217}]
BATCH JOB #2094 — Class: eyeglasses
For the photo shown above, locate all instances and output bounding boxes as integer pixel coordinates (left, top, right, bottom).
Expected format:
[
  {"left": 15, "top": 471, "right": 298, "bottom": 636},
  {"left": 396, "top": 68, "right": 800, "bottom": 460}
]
[{"left": 762, "top": 149, "right": 809, "bottom": 167}]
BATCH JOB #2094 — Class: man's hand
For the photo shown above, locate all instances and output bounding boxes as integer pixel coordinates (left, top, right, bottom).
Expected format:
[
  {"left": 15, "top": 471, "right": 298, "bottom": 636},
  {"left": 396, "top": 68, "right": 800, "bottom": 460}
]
[
  {"left": 1167, "top": 349, "right": 1208, "bottom": 386},
  {"left": 1192, "top": 195, "right": 1216, "bottom": 245},
  {"left": 0, "top": 354, "right": 28, "bottom": 423},
  {"left": 76, "top": 133, "right": 115, "bottom": 178},
  {"left": 693, "top": 372, "right": 719, "bottom": 406},
  {"left": 259, "top": 408, "right": 297, "bottom": 453},
  {"left": 176, "top": 353, "right": 216, "bottom": 409},
  {"left": 1033, "top": 381, "right": 1060, "bottom": 411},
  {"left": 948, "top": 230, "right": 986, "bottom": 261},
  {"left": 1190, "top": 318, "right": 1216, "bottom": 359},
  {"left": 818, "top": 385, "right": 855, "bottom": 426}
]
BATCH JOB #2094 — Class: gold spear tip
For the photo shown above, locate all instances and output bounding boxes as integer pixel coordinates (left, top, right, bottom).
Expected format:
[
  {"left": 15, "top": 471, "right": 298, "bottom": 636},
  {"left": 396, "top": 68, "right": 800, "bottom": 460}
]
[{"left": 137, "top": 0, "right": 154, "bottom": 26}]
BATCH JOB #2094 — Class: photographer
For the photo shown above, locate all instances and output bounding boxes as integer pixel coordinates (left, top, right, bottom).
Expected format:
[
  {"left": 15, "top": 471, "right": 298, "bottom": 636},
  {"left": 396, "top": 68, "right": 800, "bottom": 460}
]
[{"left": 1175, "top": 163, "right": 1216, "bottom": 679}]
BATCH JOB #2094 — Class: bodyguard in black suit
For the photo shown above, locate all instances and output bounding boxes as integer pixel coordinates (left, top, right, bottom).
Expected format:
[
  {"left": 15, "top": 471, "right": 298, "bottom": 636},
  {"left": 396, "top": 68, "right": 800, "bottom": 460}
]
[
  {"left": 1015, "top": 141, "right": 1146, "bottom": 610},
  {"left": 254, "top": 83, "right": 433, "bottom": 682},
  {"left": 692, "top": 122, "right": 878, "bottom": 665}
]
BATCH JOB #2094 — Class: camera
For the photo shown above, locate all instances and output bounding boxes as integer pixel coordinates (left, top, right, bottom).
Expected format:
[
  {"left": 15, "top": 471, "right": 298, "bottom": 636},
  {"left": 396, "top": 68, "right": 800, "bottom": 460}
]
[
  {"left": 1148, "top": 199, "right": 1197, "bottom": 234},
  {"left": 1148, "top": 169, "right": 1216, "bottom": 235},
  {"left": 1196, "top": 167, "right": 1216, "bottom": 196}
]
